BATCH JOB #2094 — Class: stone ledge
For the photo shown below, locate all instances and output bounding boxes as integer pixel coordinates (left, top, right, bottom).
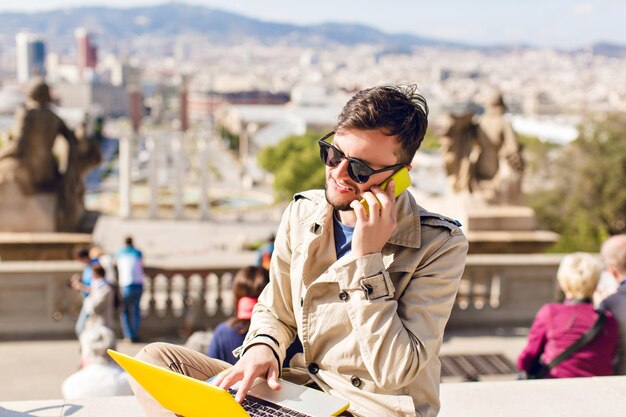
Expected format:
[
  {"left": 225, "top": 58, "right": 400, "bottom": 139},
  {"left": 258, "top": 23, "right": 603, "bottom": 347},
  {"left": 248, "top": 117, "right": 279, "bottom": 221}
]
[
  {"left": 440, "top": 375, "right": 626, "bottom": 417},
  {"left": 3, "top": 376, "right": 626, "bottom": 417},
  {"left": 0, "top": 233, "right": 92, "bottom": 261},
  {"left": 0, "top": 396, "right": 145, "bottom": 417},
  {"left": 0, "top": 233, "right": 92, "bottom": 244}
]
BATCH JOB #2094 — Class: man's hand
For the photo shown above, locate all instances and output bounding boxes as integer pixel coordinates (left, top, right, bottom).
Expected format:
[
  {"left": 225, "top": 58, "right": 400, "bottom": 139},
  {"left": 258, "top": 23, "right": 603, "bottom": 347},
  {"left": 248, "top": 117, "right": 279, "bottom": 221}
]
[
  {"left": 70, "top": 275, "right": 82, "bottom": 291},
  {"left": 349, "top": 180, "right": 397, "bottom": 257},
  {"left": 213, "top": 344, "right": 281, "bottom": 403}
]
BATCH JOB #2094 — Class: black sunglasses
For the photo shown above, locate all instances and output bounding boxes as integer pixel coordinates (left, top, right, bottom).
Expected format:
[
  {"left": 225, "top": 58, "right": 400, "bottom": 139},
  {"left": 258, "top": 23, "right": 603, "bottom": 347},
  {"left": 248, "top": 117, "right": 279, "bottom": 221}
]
[{"left": 318, "top": 131, "right": 405, "bottom": 184}]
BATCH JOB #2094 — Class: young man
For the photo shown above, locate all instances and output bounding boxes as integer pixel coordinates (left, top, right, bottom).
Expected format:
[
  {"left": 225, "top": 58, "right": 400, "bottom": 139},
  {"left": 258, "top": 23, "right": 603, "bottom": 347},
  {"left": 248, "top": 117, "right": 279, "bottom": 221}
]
[
  {"left": 116, "top": 236, "right": 144, "bottom": 342},
  {"left": 131, "top": 85, "right": 468, "bottom": 417},
  {"left": 599, "top": 234, "right": 626, "bottom": 375}
]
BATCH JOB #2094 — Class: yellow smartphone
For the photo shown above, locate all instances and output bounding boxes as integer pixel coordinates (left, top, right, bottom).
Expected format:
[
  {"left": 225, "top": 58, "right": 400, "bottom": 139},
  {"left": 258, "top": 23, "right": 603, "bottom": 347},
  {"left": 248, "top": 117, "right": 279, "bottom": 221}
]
[{"left": 359, "top": 166, "right": 411, "bottom": 213}]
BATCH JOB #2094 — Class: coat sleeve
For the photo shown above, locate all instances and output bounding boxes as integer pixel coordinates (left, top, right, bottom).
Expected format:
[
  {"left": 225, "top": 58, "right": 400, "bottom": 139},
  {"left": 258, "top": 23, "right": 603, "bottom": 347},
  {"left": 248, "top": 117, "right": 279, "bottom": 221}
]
[
  {"left": 235, "top": 202, "right": 298, "bottom": 366},
  {"left": 334, "top": 229, "right": 468, "bottom": 390},
  {"left": 517, "top": 305, "right": 549, "bottom": 373}
]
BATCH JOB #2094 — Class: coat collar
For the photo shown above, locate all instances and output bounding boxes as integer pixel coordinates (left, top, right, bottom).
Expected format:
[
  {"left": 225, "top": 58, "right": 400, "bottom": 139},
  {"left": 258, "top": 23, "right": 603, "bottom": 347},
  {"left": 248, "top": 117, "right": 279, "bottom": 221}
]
[{"left": 297, "top": 190, "right": 422, "bottom": 250}]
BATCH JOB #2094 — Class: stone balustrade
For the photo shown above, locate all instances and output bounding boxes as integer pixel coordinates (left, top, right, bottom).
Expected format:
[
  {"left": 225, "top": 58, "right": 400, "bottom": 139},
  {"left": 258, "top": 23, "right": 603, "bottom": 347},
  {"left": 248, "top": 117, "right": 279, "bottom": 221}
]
[
  {"left": 448, "top": 253, "right": 563, "bottom": 327},
  {"left": 0, "top": 254, "right": 564, "bottom": 339}
]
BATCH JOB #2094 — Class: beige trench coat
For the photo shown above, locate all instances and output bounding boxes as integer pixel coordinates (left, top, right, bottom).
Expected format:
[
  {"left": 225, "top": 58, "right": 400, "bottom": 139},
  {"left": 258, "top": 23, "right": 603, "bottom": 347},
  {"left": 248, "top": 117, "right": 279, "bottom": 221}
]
[{"left": 236, "top": 190, "right": 468, "bottom": 417}]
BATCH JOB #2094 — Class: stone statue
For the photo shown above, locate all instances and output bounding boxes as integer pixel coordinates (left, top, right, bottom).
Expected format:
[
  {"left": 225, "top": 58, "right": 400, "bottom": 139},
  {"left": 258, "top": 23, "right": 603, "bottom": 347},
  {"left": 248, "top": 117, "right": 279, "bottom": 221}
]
[
  {"left": 0, "top": 78, "right": 77, "bottom": 195},
  {"left": 438, "top": 91, "right": 524, "bottom": 205},
  {"left": 58, "top": 121, "right": 102, "bottom": 231},
  {"left": 0, "top": 78, "right": 101, "bottom": 232}
]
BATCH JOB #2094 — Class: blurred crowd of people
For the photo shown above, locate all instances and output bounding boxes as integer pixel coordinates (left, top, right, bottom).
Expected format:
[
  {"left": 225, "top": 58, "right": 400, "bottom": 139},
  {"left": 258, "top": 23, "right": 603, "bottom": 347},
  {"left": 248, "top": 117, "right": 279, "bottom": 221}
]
[
  {"left": 62, "top": 230, "right": 626, "bottom": 399},
  {"left": 62, "top": 235, "right": 144, "bottom": 399}
]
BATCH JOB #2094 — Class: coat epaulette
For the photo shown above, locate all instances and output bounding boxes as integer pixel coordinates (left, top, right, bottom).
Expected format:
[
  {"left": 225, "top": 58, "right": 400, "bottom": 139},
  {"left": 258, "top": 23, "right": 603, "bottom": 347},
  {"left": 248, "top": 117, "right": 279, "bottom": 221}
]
[{"left": 420, "top": 211, "right": 463, "bottom": 231}]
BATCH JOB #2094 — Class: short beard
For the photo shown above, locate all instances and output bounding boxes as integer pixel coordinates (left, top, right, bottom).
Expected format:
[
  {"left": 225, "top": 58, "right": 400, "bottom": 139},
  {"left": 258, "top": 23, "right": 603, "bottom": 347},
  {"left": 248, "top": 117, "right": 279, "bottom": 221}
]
[{"left": 324, "top": 183, "right": 355, "bottom": 212}]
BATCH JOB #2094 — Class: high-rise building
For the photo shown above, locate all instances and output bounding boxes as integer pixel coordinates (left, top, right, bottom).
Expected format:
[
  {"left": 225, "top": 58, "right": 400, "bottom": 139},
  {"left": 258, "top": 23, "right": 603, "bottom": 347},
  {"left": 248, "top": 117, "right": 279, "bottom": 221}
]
[
  {"left": 15, "top": 32, "right": 46, "bottom": 83},
  {"left": 75, "top": 28, "right": 98, "bottom": 80}
]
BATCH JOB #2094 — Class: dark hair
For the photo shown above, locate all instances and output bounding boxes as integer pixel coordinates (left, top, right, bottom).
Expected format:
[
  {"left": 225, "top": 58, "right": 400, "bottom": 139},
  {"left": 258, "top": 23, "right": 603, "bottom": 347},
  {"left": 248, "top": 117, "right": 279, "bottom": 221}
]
[
  {"left": 336, "top": 84, "right": 429, "bottom": 164},
  {"left": 74, "top": 246, "right": 90, "bottom": 260},
  {"left": 92, "top": 264, "right": 106, "bottom": 278},
  {"left": 228, "top": 266, "right": 270, "bottom": 334},
  {"left": 125, "top": 236, "right": 134, "bottom": 246}
]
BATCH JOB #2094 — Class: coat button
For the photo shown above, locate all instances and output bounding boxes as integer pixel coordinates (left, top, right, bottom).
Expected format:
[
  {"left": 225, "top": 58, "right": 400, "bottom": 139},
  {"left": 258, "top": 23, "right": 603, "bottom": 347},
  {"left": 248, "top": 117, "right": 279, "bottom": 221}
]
[
  {"left": 308, "top": 363, "right": 319, "bottom": 374},
  {"left": 363, "top": 284, "right": 374, "bottom": 296},
  {"left": 339, "top": 290, "right": 349, "bottom": 301},
  {"left": 351, "top": 376, "right": 362, "bottom": 387}
]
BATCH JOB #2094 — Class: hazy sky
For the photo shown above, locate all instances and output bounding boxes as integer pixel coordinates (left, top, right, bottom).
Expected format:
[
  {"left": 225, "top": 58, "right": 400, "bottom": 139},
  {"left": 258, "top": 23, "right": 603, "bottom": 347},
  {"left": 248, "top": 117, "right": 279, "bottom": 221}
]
[{"left": 1, "top": 0, "right": 625, "bottom": 48}]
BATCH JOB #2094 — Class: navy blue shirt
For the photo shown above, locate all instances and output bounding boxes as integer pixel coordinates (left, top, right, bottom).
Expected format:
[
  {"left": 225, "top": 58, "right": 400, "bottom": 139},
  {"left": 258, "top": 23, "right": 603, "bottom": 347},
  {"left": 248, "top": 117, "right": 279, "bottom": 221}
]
[
  {"left": 333, "top": 211, "right": 355, "bottom": 259},
  {"left": 207, "top": 321, "right": 303, "bottom": 366}
]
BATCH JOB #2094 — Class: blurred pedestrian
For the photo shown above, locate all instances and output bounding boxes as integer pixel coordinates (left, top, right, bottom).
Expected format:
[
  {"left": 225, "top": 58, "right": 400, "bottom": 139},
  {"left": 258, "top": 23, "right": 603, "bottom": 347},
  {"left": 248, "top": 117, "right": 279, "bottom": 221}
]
[
  {"left": 116, "top": 236, "right": 144, "bottom": 342},
  {"left": 62, "top": 325, "right": 132, "bottom": 399},
  {"left": 90, "top": 245, "right": 118, "bottom": 286},
  {"left": 207, "top": 265, "right": 302, "bottom": 366},
  {"left": 208, "top": 266, "right": 269, "bottom": 365},
  {"left": 71, "top": 264, "right": 115, "bottom": 335},
  {"left": 256, "top": 234, "right": 275, "bottom": 271},
  {"left": 599, "top": 234, "right": 626, "bottom": 374},
  {"left": 71, "top": 247, "right": 97, "bottom": 337}
]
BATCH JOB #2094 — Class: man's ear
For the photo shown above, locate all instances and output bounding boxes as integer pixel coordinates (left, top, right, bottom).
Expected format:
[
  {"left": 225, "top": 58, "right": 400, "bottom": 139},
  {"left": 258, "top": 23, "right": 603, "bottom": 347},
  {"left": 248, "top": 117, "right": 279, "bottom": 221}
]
[{"left": 608, "top": 265, "right": 621, "bottom": 281}]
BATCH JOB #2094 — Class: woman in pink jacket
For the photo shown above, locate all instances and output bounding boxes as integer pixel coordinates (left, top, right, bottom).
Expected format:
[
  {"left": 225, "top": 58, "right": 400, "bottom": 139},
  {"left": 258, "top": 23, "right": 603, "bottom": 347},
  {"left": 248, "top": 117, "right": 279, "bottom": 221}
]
[{"left": 518, "top": 252, "right": 618, "bottom": 378}]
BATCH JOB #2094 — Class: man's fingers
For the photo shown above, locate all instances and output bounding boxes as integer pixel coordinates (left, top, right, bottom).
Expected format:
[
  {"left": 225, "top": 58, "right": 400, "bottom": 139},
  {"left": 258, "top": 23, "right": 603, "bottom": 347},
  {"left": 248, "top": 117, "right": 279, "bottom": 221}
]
[
  {"left": 217, "top": 368, "right": 240, "bottom": 391},
  {"left": 372, "top": 184, "right": 393, "bottom": 207},
  {"left": 360, "top": 192, "right": 380, "bottom": 217},
  {"left": 350, "top": 199, "right": 367, "bottom": 219},
  {"left": 212, "top": 368, "right": 229, "bottom": 387},
  {"left": 385, "top": 179, "right": 395, "bottom": 199},
  {"left": 266, "top": 366, "right": 281, "bottom": 391},
  {"left": 235, "top": 373, "right": 256, "bottom": 403}
]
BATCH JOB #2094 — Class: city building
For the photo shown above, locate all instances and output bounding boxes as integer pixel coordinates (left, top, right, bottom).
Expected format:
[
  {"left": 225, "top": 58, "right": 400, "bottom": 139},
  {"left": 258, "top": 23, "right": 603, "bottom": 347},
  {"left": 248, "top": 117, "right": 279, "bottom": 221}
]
[
  {"left": 75, "top": 28, "right": 98, "bottom": 81},
  {"left": 15, "top": 32, "right": 46, "bottom": 83},
  {"left": 54, "top": 82, "right": 129, "bottom": 118}
]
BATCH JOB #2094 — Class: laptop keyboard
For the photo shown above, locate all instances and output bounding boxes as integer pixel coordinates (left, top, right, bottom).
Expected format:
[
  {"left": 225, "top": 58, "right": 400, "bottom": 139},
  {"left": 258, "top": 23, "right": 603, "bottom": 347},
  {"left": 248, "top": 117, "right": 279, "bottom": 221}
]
[{"left": 228, "top": 389, "right": 311, "bottom": 417}]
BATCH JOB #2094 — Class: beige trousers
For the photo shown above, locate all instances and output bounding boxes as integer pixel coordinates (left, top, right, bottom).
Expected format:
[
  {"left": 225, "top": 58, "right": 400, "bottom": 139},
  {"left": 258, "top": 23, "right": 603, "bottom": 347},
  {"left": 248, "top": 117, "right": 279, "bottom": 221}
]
[
  {"left": 129, "top": 342, "right": 231, "bottom": 417},
  {"left": 129, "top": 342, "right": 354, "bottom": 417}
]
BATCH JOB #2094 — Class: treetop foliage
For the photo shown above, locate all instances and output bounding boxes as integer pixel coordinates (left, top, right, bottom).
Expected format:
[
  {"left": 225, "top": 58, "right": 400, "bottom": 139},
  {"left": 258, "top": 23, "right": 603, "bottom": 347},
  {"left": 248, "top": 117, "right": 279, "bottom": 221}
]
[
  {"left": 257, "top": 132, "right": 326, "bottom": 201},
  {"left": 528, "top": 114, "right": 626, "bottom": 252}
]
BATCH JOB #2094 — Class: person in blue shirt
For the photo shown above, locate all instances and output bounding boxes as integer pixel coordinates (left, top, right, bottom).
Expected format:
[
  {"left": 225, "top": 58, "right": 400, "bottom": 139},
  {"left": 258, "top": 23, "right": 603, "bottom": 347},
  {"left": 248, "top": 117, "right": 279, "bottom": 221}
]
[
  {"left": 115, "top": 236, "right": 144, "bottom": 342},
  {"left": 71, "top": 247, "right": 96, "bottom": 337}
]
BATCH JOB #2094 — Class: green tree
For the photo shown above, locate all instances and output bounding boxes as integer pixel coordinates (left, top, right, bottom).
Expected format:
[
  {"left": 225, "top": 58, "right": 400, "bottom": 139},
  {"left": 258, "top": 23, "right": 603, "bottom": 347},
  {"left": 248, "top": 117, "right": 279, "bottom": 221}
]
[
  {"left": 257, "top": 132, "right": 326, "bottom": 200},
  {"left": 418, "top": 129, "right": 440, "bottom": 151},
  {"left": 527, "top": 114, "right": 626, "bottom": 252}
]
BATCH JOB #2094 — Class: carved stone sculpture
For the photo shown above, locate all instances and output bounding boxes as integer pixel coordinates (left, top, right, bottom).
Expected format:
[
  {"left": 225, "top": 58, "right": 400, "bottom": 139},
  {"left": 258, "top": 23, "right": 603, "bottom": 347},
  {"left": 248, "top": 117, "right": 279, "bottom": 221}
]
[
  {"left": 0, "top": 78, "right": 101, "bottom": 232},
  {"left": 438, "top": 91, "right": 524, "bottom": 205}
]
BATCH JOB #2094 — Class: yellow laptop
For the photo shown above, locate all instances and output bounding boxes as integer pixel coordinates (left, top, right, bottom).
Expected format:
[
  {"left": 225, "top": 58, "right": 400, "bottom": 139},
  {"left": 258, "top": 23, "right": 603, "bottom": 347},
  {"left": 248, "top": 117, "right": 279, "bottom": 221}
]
[{"left": 108, "top": 350, "right": 350, "bottom": 417}]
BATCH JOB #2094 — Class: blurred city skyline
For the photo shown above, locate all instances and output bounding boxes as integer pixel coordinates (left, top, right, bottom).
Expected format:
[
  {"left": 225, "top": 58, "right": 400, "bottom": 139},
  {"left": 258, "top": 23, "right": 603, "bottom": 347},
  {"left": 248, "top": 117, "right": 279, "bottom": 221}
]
[{"left": 1, "top": 0, "right": 625, "bottom": 49}]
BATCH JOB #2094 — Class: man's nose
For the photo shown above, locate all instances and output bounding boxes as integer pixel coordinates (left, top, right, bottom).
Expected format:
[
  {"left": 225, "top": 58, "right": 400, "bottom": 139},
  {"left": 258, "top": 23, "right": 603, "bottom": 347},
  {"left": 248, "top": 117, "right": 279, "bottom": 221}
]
[{"left": 333, "top": 158, "right": 351, "bottom": 178}]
